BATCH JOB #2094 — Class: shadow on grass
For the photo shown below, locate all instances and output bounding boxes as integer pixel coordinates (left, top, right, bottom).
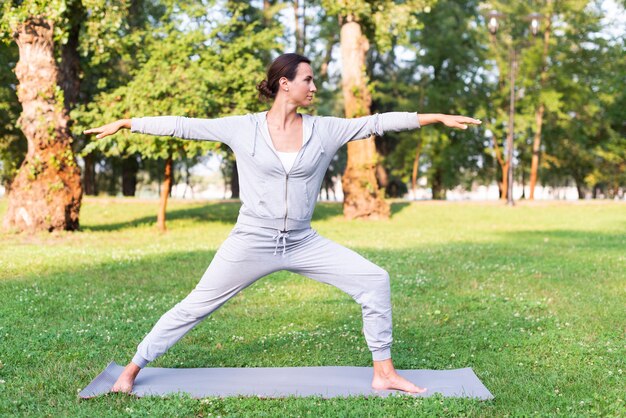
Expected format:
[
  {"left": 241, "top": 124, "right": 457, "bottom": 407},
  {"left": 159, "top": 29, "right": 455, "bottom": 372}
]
[
  {"left": 80, "top": 200, "right": 414, "bottom": 232},
  {"left": 390, "top": 201, "right": 411, "bottom": 216},
  {"left": 80, "top": 201, "right": 242, "bottom": 232},
  {"left": 496, "top": 229, "right": 626, "bottom": 250}
]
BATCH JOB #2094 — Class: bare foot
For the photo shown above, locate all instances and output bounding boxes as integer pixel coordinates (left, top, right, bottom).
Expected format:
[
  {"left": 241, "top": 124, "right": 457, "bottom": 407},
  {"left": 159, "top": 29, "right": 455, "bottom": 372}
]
[
  {"left": 372, "top": 358, "right": 427, "bottom": 394},
  {"left": 111, "top": 362, "right": 141, "bottom": 394}
]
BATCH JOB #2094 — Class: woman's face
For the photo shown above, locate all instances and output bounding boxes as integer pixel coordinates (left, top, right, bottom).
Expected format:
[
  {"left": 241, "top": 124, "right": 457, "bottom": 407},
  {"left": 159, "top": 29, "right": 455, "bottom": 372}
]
[{"left": 280, "top": 63, "right": 317, "bottom": 107}]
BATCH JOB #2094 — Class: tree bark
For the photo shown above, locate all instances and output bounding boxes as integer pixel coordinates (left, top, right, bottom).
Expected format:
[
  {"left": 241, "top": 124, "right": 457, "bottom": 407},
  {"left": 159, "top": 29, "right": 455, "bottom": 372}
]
[
  {"left": 2, "top": 19, "right": 82, "bottom": 233},
  {"left": 340, "top": 18, "right": 389, "bottom": 220},
  {"left": 500, "top": 161, "right": 509, "bottom": 201},
  {"left": 156, "top": 154, "right": 173, "bottom": 232},
  {"left": 529, "top": 3, "right": 552, "bottom": 200}
]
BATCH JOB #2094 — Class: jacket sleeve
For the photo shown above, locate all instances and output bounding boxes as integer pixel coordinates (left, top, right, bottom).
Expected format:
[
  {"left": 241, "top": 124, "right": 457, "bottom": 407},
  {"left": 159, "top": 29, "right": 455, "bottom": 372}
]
[
  {"left": 323, "top": 112, "right": 421, "bottom": 147},
  {"left": 130, "top": 115, "right": 244, "bottom": 146}
]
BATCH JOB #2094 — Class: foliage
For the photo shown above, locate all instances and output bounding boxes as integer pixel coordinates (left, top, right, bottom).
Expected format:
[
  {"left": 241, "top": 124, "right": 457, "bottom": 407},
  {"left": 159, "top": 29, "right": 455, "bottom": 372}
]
[
  {"left": 374, "top": 0, "right": 489, "bottom": 198},
  {"left": 73, "top": 1, "right": 281, "bottom": 164},
  {"left": 0, "top": 0, "right": 623, "bottom": 199},
  {"left": 0, "top": 42, "right": 25, "bottom": 189}
]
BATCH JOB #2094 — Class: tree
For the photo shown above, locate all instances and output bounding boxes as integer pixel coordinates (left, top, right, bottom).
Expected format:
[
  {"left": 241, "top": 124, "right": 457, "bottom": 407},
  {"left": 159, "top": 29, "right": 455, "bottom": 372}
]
[
  {"left": 528, "top": 0, "right": 553, "bottom": 200},
  {"left": 1, "top": 1, "right": 84, "bottom": 232},
  {"left": 539, "top": 9, "right": 625, "bottom": 199},
  {"left": 323, "top": 0, "right": 431, "bottom": 218},
  {"left": 370, "top": 0, "right": 487, "bottom": 200}
]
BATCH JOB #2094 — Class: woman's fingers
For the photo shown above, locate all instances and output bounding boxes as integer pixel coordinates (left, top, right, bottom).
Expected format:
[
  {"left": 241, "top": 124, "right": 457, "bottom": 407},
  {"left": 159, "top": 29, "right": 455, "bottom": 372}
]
[
  {"left": 457, "top": 116, "right": 481, "bottom": 125},
  {"left": 446, "top": 115, "right": 481, "bottom": 130},
  {"left": 84, "top": 124, "right": 117, "bottom": 139},
  {"left": 83, "top": 127, "right": 103, "bottom": 134},
  {"left": 83, "top": 128, "right": 110, "bottom": 139}
]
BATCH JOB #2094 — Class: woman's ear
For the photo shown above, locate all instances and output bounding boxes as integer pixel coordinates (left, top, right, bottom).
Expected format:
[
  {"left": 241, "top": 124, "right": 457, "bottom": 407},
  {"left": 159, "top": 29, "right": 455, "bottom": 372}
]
[{"left": 278, "top": 76, "right": 289, "bottom": 92}]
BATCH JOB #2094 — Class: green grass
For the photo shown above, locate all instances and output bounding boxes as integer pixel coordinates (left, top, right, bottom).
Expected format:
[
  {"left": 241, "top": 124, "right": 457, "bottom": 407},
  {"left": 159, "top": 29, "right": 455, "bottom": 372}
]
[{"left": 0, "top": 197, "right": 624, "bottom": 417}]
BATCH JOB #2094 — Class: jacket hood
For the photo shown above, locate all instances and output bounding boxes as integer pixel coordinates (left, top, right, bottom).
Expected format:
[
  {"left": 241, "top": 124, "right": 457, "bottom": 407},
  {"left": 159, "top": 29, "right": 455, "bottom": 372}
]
[{"left": 249, "top": 111, "right": 321, "bottom": 157}]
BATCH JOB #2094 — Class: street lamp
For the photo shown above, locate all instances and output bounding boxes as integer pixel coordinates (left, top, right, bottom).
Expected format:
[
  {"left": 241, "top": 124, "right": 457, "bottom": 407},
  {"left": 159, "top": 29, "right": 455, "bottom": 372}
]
[
  {"left": 485, "top": 10, "right": 542, "bottom": 206},
  {"left": 487, "top": 11, "right": 504, "bottom": 35},
  {"left": 525, "top": 13, "right": 543, "bottom": 36}
]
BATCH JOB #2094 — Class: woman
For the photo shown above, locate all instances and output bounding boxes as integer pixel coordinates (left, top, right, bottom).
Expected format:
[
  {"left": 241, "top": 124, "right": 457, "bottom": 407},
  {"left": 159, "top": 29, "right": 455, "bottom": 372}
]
[{"left": 85, "top": 53, "right": 481, "bottom": 395}]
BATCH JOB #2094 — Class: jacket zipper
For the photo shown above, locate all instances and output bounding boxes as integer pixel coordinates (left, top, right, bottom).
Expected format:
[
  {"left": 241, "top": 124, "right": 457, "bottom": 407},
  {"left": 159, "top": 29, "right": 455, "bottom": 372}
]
[
  {"left": 259, "top": 114, "right": 314, "bottom": 231},
  {"left": 284, "top": 173, "right": 288, "bottom": 231}
]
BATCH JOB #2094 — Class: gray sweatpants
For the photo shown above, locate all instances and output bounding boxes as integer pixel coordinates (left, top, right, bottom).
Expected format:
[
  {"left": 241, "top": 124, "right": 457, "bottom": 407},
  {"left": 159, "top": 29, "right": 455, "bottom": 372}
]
[{"left": 131, "top": 223, "right": 393, "bottom": 368}]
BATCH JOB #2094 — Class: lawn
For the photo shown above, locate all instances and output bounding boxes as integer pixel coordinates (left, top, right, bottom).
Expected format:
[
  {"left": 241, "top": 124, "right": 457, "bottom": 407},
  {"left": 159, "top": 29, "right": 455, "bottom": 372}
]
[{"left": 0, "top": 197, "right": 624, "bottom": 417}]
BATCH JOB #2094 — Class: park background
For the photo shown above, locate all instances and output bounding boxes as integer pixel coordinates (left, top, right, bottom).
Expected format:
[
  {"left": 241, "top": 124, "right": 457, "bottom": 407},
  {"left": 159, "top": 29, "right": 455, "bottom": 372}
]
[
  {"left": 1, "top": 0, "right": 625, "bottom": 416},
  {"left": 1, "top": 0, "right": 625, "bottom": 232}
]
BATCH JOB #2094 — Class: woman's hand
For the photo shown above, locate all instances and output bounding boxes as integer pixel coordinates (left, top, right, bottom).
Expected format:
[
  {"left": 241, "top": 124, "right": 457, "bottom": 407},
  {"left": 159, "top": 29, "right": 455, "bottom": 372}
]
[
  {"left": 418, "top": 113, "right": 481, "bottom": 129},
  {"left": 83, "top": 119, "right": 131, "bottom": 139},
  {"left": 439, "top": 114, "right": 482, "bottom": 130}
]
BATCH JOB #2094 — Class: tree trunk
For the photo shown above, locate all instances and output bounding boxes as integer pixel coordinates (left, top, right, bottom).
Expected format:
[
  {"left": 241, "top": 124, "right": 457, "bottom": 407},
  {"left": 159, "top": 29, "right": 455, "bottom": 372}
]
[
  {"left": 529, "top": 102, "right": 545, "bottom": 199},
  {"left": 156, "top": 154, "right": 173, "bottom": 232},
  {"left": 375, "top": 162, "right": 388, "bottom": 190},
  {"left": 411, "top": 138, "right": 423, "bottom": 199},
  {"left": 121, "top": 155, "right": 139, "bottom": 196},
  {"left": 491, "top": 132, "right": 509, "bottom": 201},
  {"left": 83, "top": 153, "right": 97, "bottom": 195},
  {"left": 58, "top": 2, "right": 83, "bottom": 110},
  {"left": 500, "top": 160, "right": 509, "bottom": 201},
  {"left": 529, "top": 5, "right": 552, "bottom": 200},
  {"left": 575, "top": 180, "right": 586, "bottom": 200},
  {"left": 431, "top": 168, "right": 446, "bottom": 200},
  {"left": 230, "top": 159, "right": 240, "bottom": 198},
  {"left": 294, "top": 0, "right": 302, "bottom": 54},
  {"left": 340, "top": 17, "right": 389, "bottom": 220},
  {"left": 2, "top": 19, "right": 82, "bottom": 233}
]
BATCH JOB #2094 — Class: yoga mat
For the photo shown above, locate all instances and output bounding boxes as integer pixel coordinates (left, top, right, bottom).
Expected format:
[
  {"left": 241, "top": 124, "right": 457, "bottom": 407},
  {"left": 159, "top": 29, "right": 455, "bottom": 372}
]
[{"left": 79, "top": 362, "right": 493, "bottom": 400}]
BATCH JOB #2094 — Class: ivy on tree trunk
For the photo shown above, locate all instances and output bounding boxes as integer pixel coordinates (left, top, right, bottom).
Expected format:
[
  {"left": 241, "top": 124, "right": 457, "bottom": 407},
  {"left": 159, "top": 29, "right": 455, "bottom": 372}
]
[
  {"left": 2, "top": 18, "right": 82, "bottom": 233},
  {"left": 340, "top": 17, "right": 389, "bottom": 220}
]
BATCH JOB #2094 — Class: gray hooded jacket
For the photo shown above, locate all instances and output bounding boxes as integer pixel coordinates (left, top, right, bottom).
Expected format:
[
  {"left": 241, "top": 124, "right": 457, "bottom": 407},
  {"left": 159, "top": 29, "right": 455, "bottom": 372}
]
[{"left": 131, "top": 111, "right": 420, "bottom": 231}]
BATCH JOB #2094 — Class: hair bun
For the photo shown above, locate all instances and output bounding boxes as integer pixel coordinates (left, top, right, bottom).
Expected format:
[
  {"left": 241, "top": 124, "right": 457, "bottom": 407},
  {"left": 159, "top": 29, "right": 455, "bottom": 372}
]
[{"left": 256, "top": 79, "right": 275, "bottom": 101}]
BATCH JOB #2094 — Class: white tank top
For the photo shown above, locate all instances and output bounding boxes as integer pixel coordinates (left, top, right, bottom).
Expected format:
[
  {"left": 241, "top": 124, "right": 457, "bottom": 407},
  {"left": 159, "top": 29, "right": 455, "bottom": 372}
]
[
  {"left": 275, "top": 151, "right": 299, "bottom": 173},
  {"left": 262, "top": 122, "right": 311, "bottom": 173}
]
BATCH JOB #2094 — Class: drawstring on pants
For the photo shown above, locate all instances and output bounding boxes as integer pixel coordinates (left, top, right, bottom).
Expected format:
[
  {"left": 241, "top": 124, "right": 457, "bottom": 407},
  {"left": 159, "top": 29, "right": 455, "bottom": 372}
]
[{"left": 272, "top": 230, "right": 290, "bottom": 256}]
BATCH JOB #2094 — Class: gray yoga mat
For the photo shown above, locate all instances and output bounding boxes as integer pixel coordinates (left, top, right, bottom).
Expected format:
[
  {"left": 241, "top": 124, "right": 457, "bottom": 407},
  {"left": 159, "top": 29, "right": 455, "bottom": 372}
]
[{"left": 79, "top": 362, "right": 493, "bottom": 400}]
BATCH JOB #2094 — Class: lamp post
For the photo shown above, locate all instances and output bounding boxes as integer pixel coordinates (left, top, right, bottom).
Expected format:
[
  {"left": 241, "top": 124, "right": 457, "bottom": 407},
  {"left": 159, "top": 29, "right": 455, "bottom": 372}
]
[{"left": 486, "top": 10, "right": 541, "bottom": 206}]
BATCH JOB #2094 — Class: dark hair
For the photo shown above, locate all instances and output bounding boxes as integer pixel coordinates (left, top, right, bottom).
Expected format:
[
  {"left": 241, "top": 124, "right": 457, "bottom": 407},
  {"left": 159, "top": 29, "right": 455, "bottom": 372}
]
[{"left": 257, "top": 53, "right": 311, "bottom": 101}]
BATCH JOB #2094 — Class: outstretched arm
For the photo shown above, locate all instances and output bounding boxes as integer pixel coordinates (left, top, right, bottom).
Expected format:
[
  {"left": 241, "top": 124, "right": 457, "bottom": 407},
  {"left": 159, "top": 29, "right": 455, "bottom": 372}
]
[
  {"left": 328, "top": 112, "right": 482, "bottom": 147},
  {"left": 84, "top": 115, "right": 245, "bottom": 146}
]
